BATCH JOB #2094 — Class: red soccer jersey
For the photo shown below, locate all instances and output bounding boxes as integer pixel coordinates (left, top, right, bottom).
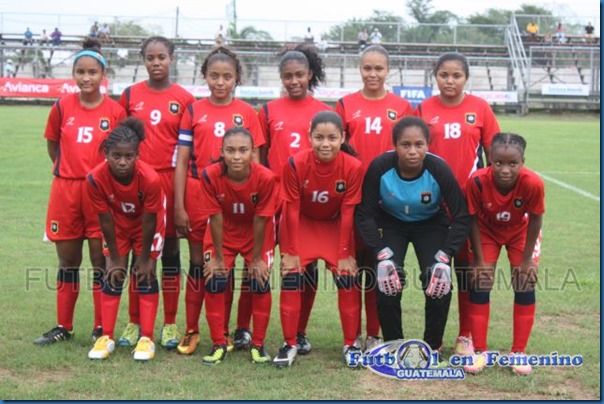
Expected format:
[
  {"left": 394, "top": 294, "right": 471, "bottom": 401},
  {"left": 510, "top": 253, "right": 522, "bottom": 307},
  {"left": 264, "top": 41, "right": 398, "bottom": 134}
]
[
  {"left": 178, "top": 98, "right": 266, "bottom": 178},
  {"left": 335, "top": 91, "right": 413, "bottom": 172},
  {"left": 86, "top": 159, "right": 165, "bottom": 223},
  {"left": 199, "top": 162, "right": 276, "bottom": 245},
  {"left": 466, "top": 166, "right": 545, "bottom": 231},
  {"left": 415, "top": 94, "right": 500, "bottom": 188},
  {"left": 119, "top": 82, "right": 195, "bottom": 171},
  {"left": 44, "top": 94, "right": 127, "bottom": 179},
  {"left": 259, "top": 95, "right": 331, "bottom": 180}
]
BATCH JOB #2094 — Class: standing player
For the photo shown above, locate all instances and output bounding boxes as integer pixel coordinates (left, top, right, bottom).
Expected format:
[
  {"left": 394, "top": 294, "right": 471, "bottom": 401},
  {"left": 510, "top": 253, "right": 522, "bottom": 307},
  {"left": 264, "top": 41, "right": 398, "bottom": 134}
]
[
  {"left": 174, "top": 47, "right": 265, "bottom": 355},
  {"left": 274, "top": 111, "right": 363, "bottom": 367},
  {"left": 257, "top": 43, "right": 331, "bottom": 354},
  {"left": 462, "top": 133, "right": 544, "bottom": 375},
  {"left": 199, "top": 127, "right": 276, "bottom": 365},
  {"left": 415, "top": 52, "right": 500, "bottom": 356},
  {"left": 35, "top": 38, "right": 126, "bottom": 345},
  {"left": 355, "top": 117, "right": 470, "bottom": 364},
  {"left": 86, "top": 118, "right": 165, "bottom": 361},
  {"left": 118, "top": 36, "right": 195, "bottom": 350},
  {"left": 335, "top": 44, "right": 413, "bottom": 352}
]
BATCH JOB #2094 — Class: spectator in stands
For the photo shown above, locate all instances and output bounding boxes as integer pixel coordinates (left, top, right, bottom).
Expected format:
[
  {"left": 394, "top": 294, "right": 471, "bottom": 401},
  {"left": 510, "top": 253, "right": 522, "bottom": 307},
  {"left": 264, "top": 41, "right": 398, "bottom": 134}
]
[
  {"left": 526, "top": 21, "right": 538, "bottom": 41},
  {"left": 554, "top": 22, "right": 565, "bottom": 44},
  {"left": 99, "top": 23, "right": 111, "bottom": 42},
  {"left": 358, "top": 28, "right": 368, "bottom": 51},
  {"left": 584, "top": 22, "right": 595, "bottom": 43},
  {"left": 214, "top": 24, "right": 227, "bottom": 47},
  {"left": 39, "top": 29, "right": 49, "bottom": 46},
  {"left": 543, "top": 32, "right": 553, "bottom": 46},
  {"left": 304, "top": 27, "right": 314, "bottom": 44},
  {"left": 24, "top": 27, "right": 34, "bottom": 46},
  {"left": 89, "top": 21, "right": 99, "bottom": 38},
  {"left": 3, "top": 59, "right": 15, "bottom": 77},
  {"left": 51, "top": 27, "right": 62, "bottom": 46},
  {"left": 370, "top": 28, "right": 382, "bottom": 44}
]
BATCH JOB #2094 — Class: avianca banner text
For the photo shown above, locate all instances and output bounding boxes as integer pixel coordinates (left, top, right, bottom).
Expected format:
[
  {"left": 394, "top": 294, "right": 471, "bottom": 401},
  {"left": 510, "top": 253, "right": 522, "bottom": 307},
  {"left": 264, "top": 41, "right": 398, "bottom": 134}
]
[{"left": 0, "top": 78, "right": 108, "bottom": 98}]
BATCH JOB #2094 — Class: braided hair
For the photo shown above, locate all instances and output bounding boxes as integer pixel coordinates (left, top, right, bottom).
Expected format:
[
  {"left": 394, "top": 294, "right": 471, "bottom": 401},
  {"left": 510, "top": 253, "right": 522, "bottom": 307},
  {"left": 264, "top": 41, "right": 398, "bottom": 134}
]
[{"left": 101, "top": 117, "right": 145, "bottom": 154}]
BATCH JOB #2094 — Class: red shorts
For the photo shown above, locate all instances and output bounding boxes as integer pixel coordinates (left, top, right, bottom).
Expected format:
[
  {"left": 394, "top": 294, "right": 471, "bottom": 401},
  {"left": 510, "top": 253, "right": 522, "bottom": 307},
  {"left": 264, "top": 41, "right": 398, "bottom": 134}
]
[
  {"left": 480, "top": 225, "right": 542, "bottom": 266},
  {"left": 45, "top": 177, "right": 101, "bottom": 241},
  {"left": 280, "top": 215, "right": 355, "bottom": 274},
  {"left": 157, "top": 170, "right": 176, "bottom": 238},
  {"left": 184, "top": 176, "right": 208, "bottom": 244}
]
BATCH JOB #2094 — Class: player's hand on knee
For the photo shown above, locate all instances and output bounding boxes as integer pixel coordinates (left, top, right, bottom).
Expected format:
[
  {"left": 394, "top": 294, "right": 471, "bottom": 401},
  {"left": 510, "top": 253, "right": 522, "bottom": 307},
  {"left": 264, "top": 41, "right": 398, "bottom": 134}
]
[
  {"left": 280, "top": 253, "right": 301, "bottom": 276},
  {"left": 250, "top": 258, "right": 270, "bottom": 287},
  {"left": 513, "top": 260, "right": 538, "bottom": 291},
  {"left": 337, "top": 256, "right": 358, "bottom": 277},
  {"left": 376, "top": 248, "right": 401, "bottom": 296},
  {"left": 203, "top": 257, "right": 227, "bottom": 280},
  {"left": 425, "top": 262, "right": 452, "bottom": 299}
]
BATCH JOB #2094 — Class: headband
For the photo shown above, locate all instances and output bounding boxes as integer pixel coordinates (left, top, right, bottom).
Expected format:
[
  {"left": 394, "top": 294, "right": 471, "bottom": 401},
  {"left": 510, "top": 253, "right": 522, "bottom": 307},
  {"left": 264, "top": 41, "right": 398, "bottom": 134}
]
[{"left": 74, "top": 50, "right": 107, "bottom": 68}]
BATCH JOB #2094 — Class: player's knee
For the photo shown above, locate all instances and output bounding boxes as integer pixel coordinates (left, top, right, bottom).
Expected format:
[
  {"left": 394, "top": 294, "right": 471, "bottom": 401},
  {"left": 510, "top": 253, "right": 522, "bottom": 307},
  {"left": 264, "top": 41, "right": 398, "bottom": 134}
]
[
  {"left": 250, "top": 278, "right": 271, "bottom": 294},
  {"left": 137, "top": 279, "right": 160, "bottom": 295},
  {"left": 187, "top": 263, "right": 203, "bottom": 280},
  {"left": 92, "top": 268, "right": 104, "bottom": 287},
  {"left": 205, "top": 274, "right": 228, "bottom": 293},
  {"left": 469, "top": 289, "right": 490, "bottom": 304},
  {"left": 334, "top": 274, "right": 358, "bottom": 290},
  {"left": 161, "top": 255, "right": 181, "bottom": 277},
  {"left": 304, "top": 263, "right": 318, "bottom": 287},
  {"left": 514, "top": 290, "right": 535, "bottom": 305},
  {"left": 281, "top": 272, "right": 303, "bottom": 290}
]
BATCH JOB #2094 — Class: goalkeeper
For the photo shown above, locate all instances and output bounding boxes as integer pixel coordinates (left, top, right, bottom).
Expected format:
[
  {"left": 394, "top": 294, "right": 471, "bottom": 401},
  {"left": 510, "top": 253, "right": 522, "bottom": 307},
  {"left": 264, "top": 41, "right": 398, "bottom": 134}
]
[{"left": 355, "top": 117, "right": 470, "bottom": 357}]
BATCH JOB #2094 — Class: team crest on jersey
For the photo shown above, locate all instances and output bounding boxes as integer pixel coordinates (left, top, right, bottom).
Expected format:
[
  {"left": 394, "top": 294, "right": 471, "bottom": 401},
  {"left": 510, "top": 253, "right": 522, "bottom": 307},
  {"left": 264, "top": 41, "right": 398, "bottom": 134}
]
[
  {"left": 50, "top": 220, "right": 59, "bottom": 234},
  {"left": 335, "top": 180, "right": 346, "bottom": 193},
  {"left": 169, "top": 102, "right": 180, "bottom": 115},
  {"left": 233, "top": 114, "right": 244, "bottom": 126},
  {"left": 99, "top": 118, "right": 110, "bottom": 131},
  {"left": 420, "top": 192, "right": 432, "bottom": 204},
  {"left": 204, "top": 250, "right": 212, "bottom": 263},
  {"left": 251, "top": 193, "right": 259, "bottom": 205},
  {"left": 387, "top": 109, "right": 398, "bottom": 121},
  {"left": 514, "top": 198, "right": 523, "bottom": 208},
  {"left": 465, "top": 113, "right": 476, "bottom": 125}
]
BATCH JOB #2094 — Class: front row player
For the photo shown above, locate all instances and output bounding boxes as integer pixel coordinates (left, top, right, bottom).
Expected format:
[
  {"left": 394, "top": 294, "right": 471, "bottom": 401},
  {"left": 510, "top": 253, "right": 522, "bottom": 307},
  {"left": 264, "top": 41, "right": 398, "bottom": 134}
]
[
  {"left": 86, "top": 118, "right": 166, "bottom": 361},
  {"left": 463, "top": 133, "right": 545, "bottom": 375},
  {"left": 198, "top": 127, "right": 277, "bottom": 365}
]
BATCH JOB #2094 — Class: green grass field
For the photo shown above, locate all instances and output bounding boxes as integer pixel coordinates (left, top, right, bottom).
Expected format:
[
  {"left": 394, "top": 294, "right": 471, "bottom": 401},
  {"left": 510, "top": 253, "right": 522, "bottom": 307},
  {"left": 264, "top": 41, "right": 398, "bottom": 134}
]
[{"left": 0, "top": 106, "right": 599, "bottom": 399}]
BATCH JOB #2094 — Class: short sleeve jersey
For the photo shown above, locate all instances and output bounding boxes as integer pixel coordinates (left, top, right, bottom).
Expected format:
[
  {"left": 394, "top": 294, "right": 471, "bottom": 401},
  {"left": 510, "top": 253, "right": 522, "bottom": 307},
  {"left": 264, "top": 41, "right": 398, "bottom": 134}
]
[
  {"left": 335, "top": 91, "right": 413, "bottom": 172},
  {"left": 86, "top": 159, "right": 164, "bottom": 224},
  {"left": 466, "top": 166, "right": 545, "bottom": 230},
  {"left": 119, "top": 82, "right": 195, "bottom": 171},
  {"left": 44, "top": 94, "right": 127, "bottom": 179},
  {"left": 259, "top": 95, "right": 331, "bottom": 180},
  {"left": 178, "top": 98, "right": 266, "bottom": 178},
  {"left": 281, "top": 149, "right": 363, "bottom": 221},
  {"left": 415, "top": 94, "right": 500, "bottom": 187},
  {"left": 199, "top": 162, "right": 276, "bottom": 243}
]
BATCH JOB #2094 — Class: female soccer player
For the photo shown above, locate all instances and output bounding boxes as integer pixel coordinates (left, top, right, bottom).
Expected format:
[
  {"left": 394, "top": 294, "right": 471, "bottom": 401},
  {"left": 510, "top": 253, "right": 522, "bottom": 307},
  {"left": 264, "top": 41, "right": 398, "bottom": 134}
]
[
  {"left": 335, "top": 44, "right": 413, "bottom": 351},
  {"left": 274, "top": 111, "right": 363, "bottom": 368},
  {"left": 415, "top": 52, "right": 501, "bottom": 355},
  {"left": 35, "top": 38, "right": 126, "bottom": 345},
  {"left": 198, "top": 127, "right": 276, "bottom": 365},
  {"left": 174, "top": 46, "right": 265, "bottom": 355},
  {"left": 355, "top": 116, "right": 470, "bottom": 365},
  {"left": 86, "top": 117, "right": 165, "bottom": 361},
  {"left": 257, "top": 43, "right": 331, "bottom": 354},
  {"left": 118, "top": 36, "right": 195, "bottom": 350},
  {"left": 462, "top": 133, "right": 544, "bottom": 375}
]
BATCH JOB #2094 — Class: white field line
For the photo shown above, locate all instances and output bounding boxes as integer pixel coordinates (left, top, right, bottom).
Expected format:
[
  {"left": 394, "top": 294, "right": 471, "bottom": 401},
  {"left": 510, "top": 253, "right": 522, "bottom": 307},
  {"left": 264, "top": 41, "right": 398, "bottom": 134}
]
[{"left": 536, "top": 171, "right": 600, "bottom": 202}]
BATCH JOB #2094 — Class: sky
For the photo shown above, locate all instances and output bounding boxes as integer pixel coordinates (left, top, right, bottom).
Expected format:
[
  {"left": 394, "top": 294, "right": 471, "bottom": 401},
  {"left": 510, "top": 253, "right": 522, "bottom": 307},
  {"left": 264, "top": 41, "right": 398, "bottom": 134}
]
[{"left": 1, "top": 0, "right": 599, "bottom": 39}]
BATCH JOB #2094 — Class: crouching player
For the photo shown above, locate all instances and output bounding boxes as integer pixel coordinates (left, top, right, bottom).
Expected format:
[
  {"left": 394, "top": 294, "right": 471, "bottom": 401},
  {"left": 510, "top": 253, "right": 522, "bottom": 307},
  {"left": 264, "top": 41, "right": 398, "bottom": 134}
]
[
  {"left": 86, "top": 118, "right": 165, "bottom": 361},
  {"left": 199, "top": 127, "right": 277, "bottom": 365},
  {"left": 463, "top": 133, "right": 544, "bottom": 375}
]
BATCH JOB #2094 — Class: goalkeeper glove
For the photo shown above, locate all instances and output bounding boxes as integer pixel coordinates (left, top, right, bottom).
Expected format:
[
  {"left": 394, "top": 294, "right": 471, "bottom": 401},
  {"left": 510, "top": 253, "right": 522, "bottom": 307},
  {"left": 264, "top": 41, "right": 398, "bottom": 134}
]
[{"left": 376, "top": 247, "right": 401, "bottom": 296}]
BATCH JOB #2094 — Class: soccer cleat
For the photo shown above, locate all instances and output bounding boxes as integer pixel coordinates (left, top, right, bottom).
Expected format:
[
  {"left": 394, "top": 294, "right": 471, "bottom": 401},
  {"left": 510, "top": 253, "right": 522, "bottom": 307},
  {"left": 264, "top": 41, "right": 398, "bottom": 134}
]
[
  {"left": 118, "top": 323, "right": 140, "bottom": 347},
  {"left": 273, "top": 343, "right": 297, "bottom": 368},
  {"left": 511, "top": 352, "right": 533, "bottom": 375},
  {"left": 225, "top": 334, "right": 234, "bottom": 353},
  {"left": 177, "top": 331, "right": 200, "bottom": 355},
  {"left": 34, "top": 326, "right": 73, "bottom": 345},
  {"left": 463, "top": 351, "right": 487, "bottom": 374},
  {"left": 250, "top": 345, "right": 271, "bottom": 364},
  {"left": 454, "top": 336, "right": 475, "bottom": 356},
  {"left": 343, "top": 345, "right": 363, "bottom": 368},
  {"left": 91, "top": 327, "right": 103, "bottom": 342},
  {"left": 88, "top": 335, "right": 115, "bottom": 359},
  {"left": 203, "top": 344, "right": 227, "bottom": 365},
  {"left": 160, "top": 324, "right": 180, "bottom": 349},
  {"left": 353, "top": 335, "right": 364, "bottom": 351},
  {"left": 365, "top": 335, "right": 383, "bottom": 352},
  {"left": 133, "top": 337, "right": 155, "bottom": 361},
  {"left": 233, "top": 328, "right": 252, "bottom": 350},
  {"left": 296, "top": 332, "right": 312, "bottom": 355}
]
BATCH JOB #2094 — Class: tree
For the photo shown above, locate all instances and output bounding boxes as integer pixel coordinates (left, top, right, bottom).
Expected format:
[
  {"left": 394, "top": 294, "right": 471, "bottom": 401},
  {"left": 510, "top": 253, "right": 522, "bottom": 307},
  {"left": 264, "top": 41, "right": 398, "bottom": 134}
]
[
  {"left": 109, "top": 19, "right": 160, "bottom": 37},
  {"left": 405, "top": 0, "right": 459, "bottom": 43},
  {"left": 227, "top": 24, "right": 272, "bottom": 41},
  {"left": 323, "top": 10, "right": 404, "bottom": 42}
]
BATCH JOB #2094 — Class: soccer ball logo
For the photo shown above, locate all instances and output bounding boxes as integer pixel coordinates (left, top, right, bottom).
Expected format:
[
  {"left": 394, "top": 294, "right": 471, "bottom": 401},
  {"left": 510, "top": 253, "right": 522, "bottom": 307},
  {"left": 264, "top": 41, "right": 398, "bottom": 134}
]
[{"left": 398, "top": 340, "right": 430, "bottom": 369}]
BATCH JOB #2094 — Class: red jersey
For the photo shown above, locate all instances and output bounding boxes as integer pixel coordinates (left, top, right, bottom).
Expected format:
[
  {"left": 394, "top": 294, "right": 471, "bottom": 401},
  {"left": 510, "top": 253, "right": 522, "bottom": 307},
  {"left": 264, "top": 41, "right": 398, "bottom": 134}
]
[
  {"left": 86, "top": 159, "right": 165, "bottom": 223},
  {"left": 199, "top": 162, "right": 276, "bottom": 245},
  {"left": 335, "top": 91, "right": 413, "bottom": 172},
  {"left": 259, "top": 95, "right": 331, "bottom": 180},
  {"left": 119, "top": 82, "right": 195, "bottom": 171},
  {"left": 466, "top": 166, "right": 545, "bottom": 230},
  {"left": 415, "top": 94, "right": 500, "bottom": 188},
  {"left": 178, "top": 98, "right": 266, "bottom": 178},
  {"left": 44, "top": 94, "right": 126, "bottom": 179}
]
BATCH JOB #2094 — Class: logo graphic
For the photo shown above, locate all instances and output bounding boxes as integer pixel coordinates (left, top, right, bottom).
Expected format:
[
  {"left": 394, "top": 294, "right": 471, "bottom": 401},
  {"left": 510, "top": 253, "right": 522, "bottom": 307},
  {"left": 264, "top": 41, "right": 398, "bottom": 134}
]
[
  {"left": 99, "top": 118, "right": 110, "bottom": 131},
  {"left": 66, "top": 117, "right": 75, "bottom": 126},
  {"left": 465, "top": 113, "right": 476, "bottom": 125},
  {"left": 198, "top": 114, "right": 208, "bottom": 123},
  {"left": 121, "top": 202, "right": 136, "bottom": 213},
  {"left": 429, "top": 116, "right": 440, "bottom": 125},
  {"left": 133, "top": 101, "right": 145, "bottom": 111},
  {"left": 420, "top": 192, "right": 432, "bottom": 204},
  {"left": 50, "top": 221, "right": 59, "bottom": 234},
  {"left": 335, "top": 180, "right": 346, "bottom": 193},
  {"left": 233, "top": 114, "right": 244, "bottom": 126},
  {"left": 352, "top": 110, "right": 362, "bottom": 120},
  {"left": 275, "top": 121, "right": 284, "bottom": 131},
  {"left": 169, "top": 102, "right": 180, "bottom": 115},
  {"left": 387, "top": 109, "right": 398, "bottom": 121},
  {"left": 514, "top": 198, "right": 523, "bottom": 208}
]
